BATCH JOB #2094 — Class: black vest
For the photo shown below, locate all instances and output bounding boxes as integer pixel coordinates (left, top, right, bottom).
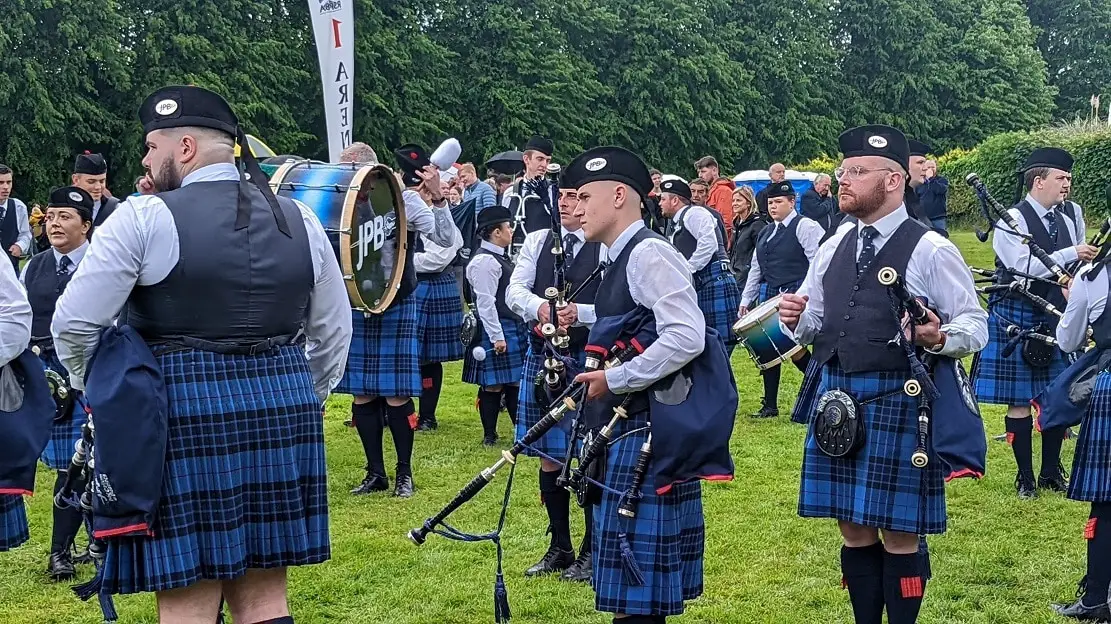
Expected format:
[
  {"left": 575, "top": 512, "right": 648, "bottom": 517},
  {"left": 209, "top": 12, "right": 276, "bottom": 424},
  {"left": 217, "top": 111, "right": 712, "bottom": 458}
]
[
  {"left": 0, "top": 199, "right": 17, "bottom": 250},
  {"left": 813, "top": 218, "right": 928, "bottom": 373},
  {"left": 755, "top": 217, "right": 810, "bottom": 291},
  {"left": 533, "top": 231, "right": 602, "bottom": 350},
  {"left": 1092, "top": 265, "right": 1111, "bottom": 350},
  {"left": 672, "top": 205, "right": 727, "bottom": 267},
  {"left": 127, "top": 180, "right": 314, "bottom": 344},
  {"left": 24, "top": 251, "right": 75, "bottom": 341},
  {"left": 994, "top": 200, "right": 1074, "bottom": 312},
  {"left": 466, "top": 246, "right": 518, "bottom": 320},
  {"left": 93, "top": 196, "right": 120, "bottom": 229},
  {"left": 508, "top": 179, "right": 553, "bottom": 235}
]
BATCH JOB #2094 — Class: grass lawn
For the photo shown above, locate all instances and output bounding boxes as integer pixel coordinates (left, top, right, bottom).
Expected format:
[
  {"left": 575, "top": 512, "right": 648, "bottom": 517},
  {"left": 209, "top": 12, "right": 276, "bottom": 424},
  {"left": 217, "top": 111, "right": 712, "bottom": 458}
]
[{"left": 0, "top": 231, "right": 1092, "bottom": 623}]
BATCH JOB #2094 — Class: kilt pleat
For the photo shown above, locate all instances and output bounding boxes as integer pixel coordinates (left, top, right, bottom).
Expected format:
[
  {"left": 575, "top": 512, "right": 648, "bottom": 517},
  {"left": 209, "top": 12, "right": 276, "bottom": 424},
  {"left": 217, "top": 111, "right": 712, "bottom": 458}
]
[
  {"left": 695, "top": 262, "right": 740, "bottom": 347},
  {"left": 798, "top": 363, "right": 947, "bottom": 535},
  {"left": 100, "top": 345, "right": 329, "bottom": 595},
  {"left": 1069, "top": 371, "right": 1111, "bottom": 502},
  {"left": 0, "top": 495, "right": 29, "bottom": 552},
  {"left": 515, "top": 344, "right": 583, "bottom": 459},
  {"left": 416, "top": 272, "right": 465, "bottom": 364},
  {"left": 37, "top": 351, "right": 84, "bottom": 471},
  {"left": 973, "top": 296, "right": 1068, "bottom": 406},
  {"left": 592, "top": 411, "right": 704, "bottom": 616},
  {"left": 335, "top": 297, "right": 422, "bottom": 398},
  {"left": 462, "top": 317, "right": 528, "bottom": 387}
]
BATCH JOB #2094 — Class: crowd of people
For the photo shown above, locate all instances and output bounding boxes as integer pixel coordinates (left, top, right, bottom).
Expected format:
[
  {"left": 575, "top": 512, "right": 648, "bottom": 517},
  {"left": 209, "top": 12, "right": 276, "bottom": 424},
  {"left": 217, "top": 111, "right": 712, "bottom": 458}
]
[{"left": 0, "top": 82, "right": 1108, "bottom": 624}]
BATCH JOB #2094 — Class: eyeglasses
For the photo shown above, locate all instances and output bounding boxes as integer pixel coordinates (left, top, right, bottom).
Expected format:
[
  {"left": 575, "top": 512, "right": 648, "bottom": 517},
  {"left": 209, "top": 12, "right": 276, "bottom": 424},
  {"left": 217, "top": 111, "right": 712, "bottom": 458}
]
[{"left": 834, "top": 166, "right": 896, "bottom": 181}]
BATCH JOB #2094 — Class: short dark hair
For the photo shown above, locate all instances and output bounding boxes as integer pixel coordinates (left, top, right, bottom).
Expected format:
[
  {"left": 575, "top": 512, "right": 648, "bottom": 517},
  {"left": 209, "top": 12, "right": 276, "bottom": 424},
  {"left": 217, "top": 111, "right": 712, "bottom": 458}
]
[
  {"left": 694, "top": 156, "right": 718, "bottom": 170},
  {"left": 0, "top": 165, "right": 11, "bottom": 176},
  {"left": 480, "top": 222, "right": 508, "bottom": 241},
  {"left": 649, "top": 168, "right": 662, "bottom": 177},
  {"left": 1024, "top": 167, "right": 1051, "bottom": 191},
  {"left": 495, "top": 174, "right": 513, "bottom": 185},
  {"left": 689, "top": 178, "right": 709, "bottom": 190}
]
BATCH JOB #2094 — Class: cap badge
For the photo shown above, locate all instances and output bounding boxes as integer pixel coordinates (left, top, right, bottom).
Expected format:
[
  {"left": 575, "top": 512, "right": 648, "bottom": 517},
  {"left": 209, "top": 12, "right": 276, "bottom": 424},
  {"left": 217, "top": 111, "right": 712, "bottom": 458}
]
[
  {"left": 155, "top": 99, "right": 179, "bottom": 116},
  {"left": 68, "top": 192, "right": 83, "bottom": 203},
  {"left": 585, "top": 157, "right": 607, "bottom": 172},
  {"left": 867, "top": 135, "right": 888, "bottom": 148}
]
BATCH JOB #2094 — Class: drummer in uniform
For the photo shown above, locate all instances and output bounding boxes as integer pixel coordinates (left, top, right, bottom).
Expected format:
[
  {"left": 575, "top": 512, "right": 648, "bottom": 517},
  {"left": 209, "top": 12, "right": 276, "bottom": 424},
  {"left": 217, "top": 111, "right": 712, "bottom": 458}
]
[
  {"left": 506, "top": 182, "right": 603, "bottom": 581},
  {"left": 339, "top": 143, "right": 462, "bottom": 498},
  {"left": 462, "top": 206, "right": 527, "bottom": 445},
  {"left": 1053, "top": 260, "right": 1111, "bottom": 621},
  {"left": 738, "top": 180, "right": 821, "bottom": 418},
  {"left": 781, "top": 125, "right": 987, "bottom": 624},
  {"left": 0, "top": 256, "right": 32, "bottom": 553},
  {"left": 413, "top": 226, "right": 465, "bottom": 432},
  {"left": 52, "top": 85, "right": 353, "bottom": 621},
  {"left": 503, "top": 136, "right": 556, "bottom": 239},
  {"left": 656, "top": 177, "right": 741, "bottom": 353},
  {"left": 19, "top": 186, "right": 95, "bottom": 580}
]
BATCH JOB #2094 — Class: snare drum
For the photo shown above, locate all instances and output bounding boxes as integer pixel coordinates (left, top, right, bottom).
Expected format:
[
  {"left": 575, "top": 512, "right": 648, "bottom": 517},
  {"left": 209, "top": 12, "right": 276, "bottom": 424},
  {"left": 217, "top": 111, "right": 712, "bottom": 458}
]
[
  {"left": 732, "top": 295, "right": 803, "bottom": 370},
  {"left": 268, "top": 161, "right": 407, "bottom": 314}
]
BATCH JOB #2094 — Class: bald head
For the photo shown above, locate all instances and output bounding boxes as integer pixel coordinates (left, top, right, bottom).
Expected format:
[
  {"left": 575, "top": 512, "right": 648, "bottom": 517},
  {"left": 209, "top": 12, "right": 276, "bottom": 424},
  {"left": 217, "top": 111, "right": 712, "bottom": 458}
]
[
  {"left": 142, "top": 125, "right": 236, "bottom": 192},
  {"left": 340, "top": 142, "right": 378, "bottom": 164},
  {"left": 572, "top": 180, "right": 643, "bottom": 246},
  {"left": 769, "top": 163, "right": 786, "bottom": 183}
]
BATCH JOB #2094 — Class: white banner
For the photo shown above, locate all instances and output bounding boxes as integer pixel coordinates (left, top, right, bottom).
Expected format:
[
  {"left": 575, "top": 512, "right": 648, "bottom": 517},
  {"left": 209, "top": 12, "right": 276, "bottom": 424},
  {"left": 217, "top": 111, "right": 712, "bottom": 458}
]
[{"left": 308, "top": 0, "right": 355, "bottom": 162}]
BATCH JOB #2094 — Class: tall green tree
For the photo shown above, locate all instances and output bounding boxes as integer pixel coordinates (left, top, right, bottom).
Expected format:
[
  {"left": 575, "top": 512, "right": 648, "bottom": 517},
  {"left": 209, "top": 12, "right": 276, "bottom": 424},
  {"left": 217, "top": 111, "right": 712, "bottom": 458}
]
[{"left": 1026, "top": 0, "right": 1111, "bottom": 120}]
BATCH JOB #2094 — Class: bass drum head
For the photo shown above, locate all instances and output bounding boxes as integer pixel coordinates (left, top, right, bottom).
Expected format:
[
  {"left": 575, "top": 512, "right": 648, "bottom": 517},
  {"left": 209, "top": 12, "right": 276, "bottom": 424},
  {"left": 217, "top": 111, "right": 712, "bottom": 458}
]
[{"left": 340, "top": 164, "right": 407, "bottom": 314}]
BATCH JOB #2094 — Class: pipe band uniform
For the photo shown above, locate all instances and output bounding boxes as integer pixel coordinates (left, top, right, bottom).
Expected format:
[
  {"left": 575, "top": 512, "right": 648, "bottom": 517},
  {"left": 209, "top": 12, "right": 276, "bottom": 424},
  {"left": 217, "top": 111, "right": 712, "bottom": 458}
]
[
  {"left": 503, "top": 135, "right": 556, "bottom": 257},
  {"left": 970, "top": 146, "right": 1086, "bottom": 499},
  {"left": 49, "top": 84, "right": 354, "bottom": 621},
  {"left": 19, "top": 185, "right": 97, "bottom": 582},
  {"left": 72, "top": 152, "right": 119, "bottom": 230},
  {"left": 790, "top": 125, "right": 987, "bottom": 624}
]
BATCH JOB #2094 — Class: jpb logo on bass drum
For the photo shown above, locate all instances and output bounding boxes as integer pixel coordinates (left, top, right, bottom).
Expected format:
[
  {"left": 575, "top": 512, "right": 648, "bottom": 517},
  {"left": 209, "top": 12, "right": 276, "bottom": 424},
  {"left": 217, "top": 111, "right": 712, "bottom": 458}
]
[{"left": 354, "top": 211, "right": 397, "bottom": 272}]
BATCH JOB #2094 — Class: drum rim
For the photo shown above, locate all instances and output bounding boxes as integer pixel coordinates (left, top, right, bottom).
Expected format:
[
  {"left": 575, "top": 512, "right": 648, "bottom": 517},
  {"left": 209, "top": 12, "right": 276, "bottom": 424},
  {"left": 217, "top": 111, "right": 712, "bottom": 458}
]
[
  {"left": 340, "top": 164, "right": 408, "bottom": 314},
  {"left": 734, "top": 294, "right": 783, "bottom": 332}
]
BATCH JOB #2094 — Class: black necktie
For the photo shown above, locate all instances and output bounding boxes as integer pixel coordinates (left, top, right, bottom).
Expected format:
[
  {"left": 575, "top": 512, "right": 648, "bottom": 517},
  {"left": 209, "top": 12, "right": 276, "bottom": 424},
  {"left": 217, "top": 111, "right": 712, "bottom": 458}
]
[
  {"left": 775, "top": 223, "right": 786, "bottom": 238},
  {"left": 1045, "top": 211, "right": 1059, "bottom": 242},
  {"left": 857, "top": 226, "right": 879, "bottom": 274},
  {"left": 563, "top": 233, "right": 578, "bottom": 261},
  {"left": 57, "top": 255, "right": 72, "bottom": 276}
]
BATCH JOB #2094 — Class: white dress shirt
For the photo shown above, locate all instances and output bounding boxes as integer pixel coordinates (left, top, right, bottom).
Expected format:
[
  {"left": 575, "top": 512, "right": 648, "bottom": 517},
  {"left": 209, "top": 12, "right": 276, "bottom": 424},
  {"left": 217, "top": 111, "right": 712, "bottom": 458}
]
[
  {"left": 603, "top": 221, "right": 706, "bottom": 394},
  {"left": 0, "top": 259, "right": 31, "bottom": 367},
  {"left": 413, "top": 224, "right": 464, "bottom": 274},
  {"left": 20, "top": 241, "right": 90, "bottom": 287},
  {"left": 670, "top": 203, "right": 721, "bottom": 274},
  {"left": 466, "top": 240, "right": 512, "bottom": 343},
  {"left": 1, "top": 197, "right": 33, "bottom": 255},
  {"left": 52, "top": 163, "right": 353, "bottom": 401},
  {"left": 402, "top": 189, "right": 459, "bottom": 249},
  {"left": 740, "top": 210, "right": 824, "bottom": 307},
  {"left": 789, "top": 205, "right": 987, "bottom": 359},
  {"left": 1058, "top": 262, "right": 1106, "bottom": 353},
  {"left": 993, "top": 194, "right": 1085, "bottom": 281},
  {"left": 506, "top": 227, "right": 604, "bottom": 325}
]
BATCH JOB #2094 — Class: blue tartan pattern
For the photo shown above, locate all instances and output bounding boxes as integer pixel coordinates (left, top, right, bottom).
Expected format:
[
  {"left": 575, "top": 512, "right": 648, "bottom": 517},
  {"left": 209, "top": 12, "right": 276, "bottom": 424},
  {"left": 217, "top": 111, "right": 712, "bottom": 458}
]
[
  {"left": 0, "top": 495, "right": 28, "bottom": 552},
  {"left": 335, "top": 297, "right": 422, "bottom": 398},
  {"left": 100, "top": 345, "right": 329, "bottom": 595},
  {"left": 758, "top": 279, "right": 803, "bottom": 304},
  {"left": 415, "top": 272, "right": 465, "bottom": 364},
  {"left": 462, "top": 317, "right": 528, "bottom": 387},
  {"left": 798, "top": 363, "right": 947, "bottom": 534},
  {"left": 694, "top": 262, "right": 741, "bottom": 347},
  {"left": 514, "top": 344, "right": 584, "bottom": 459},
  {"left": 36, "top": 350, "right": 84, "bottom": 471},
  {"left": 973, "top": 295, "right": 1068, "bottom": 406},
  {"left": 592, "top": 410, "right": 704, "bottom": 616},
  {"left": 1069, "top": 371, "right": 1111, "bottom": 502}
]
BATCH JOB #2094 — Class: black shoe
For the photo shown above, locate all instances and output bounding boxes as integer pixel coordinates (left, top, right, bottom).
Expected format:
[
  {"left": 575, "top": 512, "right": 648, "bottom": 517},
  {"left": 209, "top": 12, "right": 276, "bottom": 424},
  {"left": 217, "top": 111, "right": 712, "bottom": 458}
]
[
  {"left": 1039, "top": 464, "right": 1070, "bottom": 493},
  {"left": 560, "top": 551, "right": 592, "bottom": 583},
  {"left": 350, "top": 473, "right": 389, "bottom": 495},
  {"left": 751, "top": 405, "right": 779, "bottom": 419},
  {"left": 393, "top": 474, "right": 415, "bottom": 498},
  {"left": 416, "top": 418, "right": 438, "bottom": 431},
  {"left": 482, "top": 434, "right": 499, "bottom": 447},
  {"left": 47, "top": 551, "right": 76, "bottom": 582},
  {"left": 525, "top": 546, "right": 575, "bottom": 577},
  {"left": 1051, "top": 598, "right": 1111, "bottom": 621},
  {"left": 72, "top": 545, "right": 94, "bottom": 565},
  {"left": 1016, "top": 472, "right": 1038, "bottom": 499}
]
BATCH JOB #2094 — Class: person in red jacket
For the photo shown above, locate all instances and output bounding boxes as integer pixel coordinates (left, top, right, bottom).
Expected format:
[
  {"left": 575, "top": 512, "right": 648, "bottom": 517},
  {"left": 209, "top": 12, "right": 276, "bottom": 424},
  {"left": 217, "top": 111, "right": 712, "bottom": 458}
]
[{"left": 695, "top": 155, "right": 736, "bottom": 243}]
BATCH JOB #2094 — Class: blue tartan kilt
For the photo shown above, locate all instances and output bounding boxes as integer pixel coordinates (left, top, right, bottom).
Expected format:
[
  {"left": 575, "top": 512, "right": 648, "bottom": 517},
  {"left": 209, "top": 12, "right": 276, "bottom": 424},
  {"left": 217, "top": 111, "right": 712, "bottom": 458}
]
[
  {"left": 334, "top": 296, "right": 422, "bottom": 398},
  {"left": 0, "top": 495, "right": 29, "bottom": 552},
  {"left": 758, "top": 279, "right": 803, "bottom": 304},
  {"left": 1069, "top": 371, "right": 1111, "bottom": 502},
  {"left": 36, "top": 351, "right": 84, "bottom": 471},
  {"left": 515, "top": 344, "right": 584, "bottom": 460},
  {"left": 694, "top": 261, "right": 740, "bottom": 347},
  {"left": 973, "top": 296, "right": 1069, "bottom": 406},
  {"left": 100, "top": 345, "right": 330, "bottom": 595},
  {"left": 416, "top": 272, "right": 465, "bottom": 364},
  {"left": 798, "top": 363, "right": 947, "bottom": 535},
  {"left": 592, "top": 410, "right": 704, "bottom": 616},
  {"left": 462, "top": 318, "right": 528, "bottom": 388}
]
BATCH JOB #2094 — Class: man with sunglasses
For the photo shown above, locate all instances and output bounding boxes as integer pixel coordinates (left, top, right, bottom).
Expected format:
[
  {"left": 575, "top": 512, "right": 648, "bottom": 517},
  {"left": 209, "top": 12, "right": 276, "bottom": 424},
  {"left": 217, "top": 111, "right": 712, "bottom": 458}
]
[{"left": 781, "top": 125, "right": 986, "bottom": 624}]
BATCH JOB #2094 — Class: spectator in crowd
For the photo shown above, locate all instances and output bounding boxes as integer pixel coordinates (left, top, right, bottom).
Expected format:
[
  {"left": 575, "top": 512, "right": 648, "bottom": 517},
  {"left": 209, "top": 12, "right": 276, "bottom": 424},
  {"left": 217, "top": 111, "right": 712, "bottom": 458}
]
[
  {"left": 799, "top": 173, "right": 839, "bottom": 232},
  {"left": 0, "top": 165, "right": 32, "bottom": 270},
  {"left": 695, "top": 155, "right": 736, "bottom": 241},
  {"left": 493, "top": 174, "right": 514, "bottom": 205},
  {"left": 729, "top": 185, "right": 764, "bottom": 287},
  {"left": 447, "top": 186, "right": 462, "bottom": 207},
  {"left": 916, "top": 159, "right": 949, "bottom": 231},
  {"left": 458, "top": 163, "right": 496, "bottom": 214},
  {"left": 754, "top": 163, "right": 786, "bottom": 219},
  {"left": 689, "top": 178, "right": 710, "bottom": 206},
  {"left": 339, "top": 141, "right": 379, "bottom": 164},
  {"left": 649, "top": 168, "right": 663, "bottom": 199}
]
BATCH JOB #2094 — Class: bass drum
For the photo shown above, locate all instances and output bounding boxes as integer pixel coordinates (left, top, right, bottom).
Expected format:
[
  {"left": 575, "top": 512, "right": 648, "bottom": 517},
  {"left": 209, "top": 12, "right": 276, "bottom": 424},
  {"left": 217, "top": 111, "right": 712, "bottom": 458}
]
[{"left": 268, "top": 160, "right": 407, "bottom": 314}]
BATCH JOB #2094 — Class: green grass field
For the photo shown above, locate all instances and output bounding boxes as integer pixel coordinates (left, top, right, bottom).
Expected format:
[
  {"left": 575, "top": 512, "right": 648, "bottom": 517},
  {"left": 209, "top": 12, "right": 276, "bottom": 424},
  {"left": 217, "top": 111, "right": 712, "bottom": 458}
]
[{"left": 0, "top": 232, "right": 1093, "bottom": 623}]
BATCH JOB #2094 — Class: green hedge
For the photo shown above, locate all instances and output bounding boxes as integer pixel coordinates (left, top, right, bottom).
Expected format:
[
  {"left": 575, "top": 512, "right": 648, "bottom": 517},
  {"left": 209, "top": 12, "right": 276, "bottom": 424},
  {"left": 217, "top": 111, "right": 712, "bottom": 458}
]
[{"left": 792, "top": 124, "right": 1111, "bottom": 227}]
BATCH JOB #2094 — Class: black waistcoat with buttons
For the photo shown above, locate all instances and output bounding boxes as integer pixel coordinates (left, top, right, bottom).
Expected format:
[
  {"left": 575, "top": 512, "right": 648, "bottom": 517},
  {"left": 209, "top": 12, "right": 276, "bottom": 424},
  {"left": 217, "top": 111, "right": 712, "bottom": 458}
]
[
  {"left": 812, "top": 218, "right": 928, "bottom": 373},
  {"left": 994, "top": 200, "right": 1074, "bottom": 313},
  {"left": 534, "top": 230, "right": 602, "bottom": 351},
  {"left": 24, "top": 251, "right": 71, "bottom": 341},
  {"left": 465, "top": 247, "right": 519, "bottom": 321},
  {"left": 755, "top": 217, "right": 810, "bottom": 291}
]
